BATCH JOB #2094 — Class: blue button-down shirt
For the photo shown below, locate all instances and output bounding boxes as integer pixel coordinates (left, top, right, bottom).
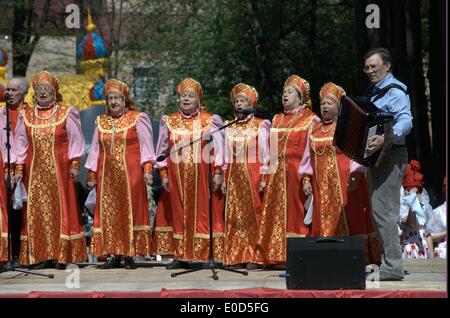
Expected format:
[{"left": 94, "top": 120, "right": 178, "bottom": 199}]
[{"left": 371, "top": 73, "right": 413, "bottom": 145}]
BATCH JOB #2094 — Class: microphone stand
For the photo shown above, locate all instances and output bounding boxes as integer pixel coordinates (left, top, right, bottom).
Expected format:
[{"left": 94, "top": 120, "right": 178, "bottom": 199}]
[
  {"left": 2, "top": 96, "right": 54, "bottom": 278},
  {"left": 158, "top": 115, "right": 249, "bottom": 280}
]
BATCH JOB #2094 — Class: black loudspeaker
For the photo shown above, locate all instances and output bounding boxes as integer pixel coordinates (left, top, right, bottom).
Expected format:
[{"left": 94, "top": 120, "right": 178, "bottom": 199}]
[{"left": 286, "top": 237, "right": 366, "bottom": 290}]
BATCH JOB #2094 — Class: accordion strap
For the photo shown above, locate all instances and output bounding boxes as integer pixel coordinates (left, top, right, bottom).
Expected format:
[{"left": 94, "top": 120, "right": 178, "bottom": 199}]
[{"left": 371, "top": 83, "right": 408, "bottom": 103}]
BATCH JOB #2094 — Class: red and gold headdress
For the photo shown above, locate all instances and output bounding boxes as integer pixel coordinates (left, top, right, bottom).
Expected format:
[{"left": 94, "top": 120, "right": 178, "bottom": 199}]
[
  {"left": 284, "top": 75, "right": 312, "bottom": 109},
  {"left": 319, "top": 82, "right": 346, "bottom": 104},
  {"left": 32, "top": 70, "right": 62, "bottom": 101},
  {"left": 229, "top": 83, "right": 258, "bottom": 106},
  {"left": 103, "top": 78, "right": 134, "bottom": 107},
  {"left": 177, "top": 78, "right": 204, "bottom": 102}
]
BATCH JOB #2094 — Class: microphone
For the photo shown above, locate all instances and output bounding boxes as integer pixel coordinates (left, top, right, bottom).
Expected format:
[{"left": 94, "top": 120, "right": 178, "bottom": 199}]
[
  {"left": 236, "top": 108, "right": 257, "bottom": 116},
  {"left": 236, "top": 108, "right": 270, "bottom": 119},
  {"left": 3, "top": 92, "right": 9, "bottom": 100}
]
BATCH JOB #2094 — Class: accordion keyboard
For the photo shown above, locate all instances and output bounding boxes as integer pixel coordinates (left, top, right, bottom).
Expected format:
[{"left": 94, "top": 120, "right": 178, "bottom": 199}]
[{"left": 363, "top": 125, "right": 378, "bottom": 158}]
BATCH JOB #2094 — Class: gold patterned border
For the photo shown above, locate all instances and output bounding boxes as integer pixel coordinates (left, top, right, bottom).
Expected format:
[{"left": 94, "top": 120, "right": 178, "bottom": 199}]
[
  {"left": 23, "top": 105, "right": 70, "bottom": 128},
  {"left": 154, "top": 226, "right": 173, "bottom": 232},
  {"left": 286, "top": 233, "right": 306, "bottom": 238},
  {"left": 60, "top": 232, "right": 86, "bottom": 240},
  {"left": 271, "top": 116, "right": 315, "bottom": 132},
  {"left": 310, "top": 135, "right": 334, "bottom": 142},
  {"left": 194, "top": 232, "right": 224, "bottom": 239},
  {"left": 97, "top": 112, "right": 141, "bottom": 133}
]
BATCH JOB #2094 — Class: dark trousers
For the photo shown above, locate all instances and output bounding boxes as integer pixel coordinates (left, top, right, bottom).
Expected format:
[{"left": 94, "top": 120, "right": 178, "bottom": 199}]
[{"left": 10, "top": 208, "right": 22, "bottom": 261}]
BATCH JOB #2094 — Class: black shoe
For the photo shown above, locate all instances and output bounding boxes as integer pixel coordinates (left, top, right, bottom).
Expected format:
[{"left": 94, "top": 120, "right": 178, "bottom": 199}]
[
  {"left": 55, "top": 263, "right": 66, "bottom": 270},
  {"left": 166, "top": 259, "right": 188, "bottom": 269},
  {"left": 379, "top": 271, "right": 404, "bottom": 281},
  {"left": 124, "top": 257, "right": 137, "bottom": 270},
  {"left": 32, "top": 260, "right": 55, "bottom": 269},
  {"left": 99, "top": 255, "right": 121, "bottom": 269},
  {"left": 245, "top": 263, "right": 259, "bottom": 270},
  {"left": 3, "top": 260, "right": 19, "bottom": 271}
]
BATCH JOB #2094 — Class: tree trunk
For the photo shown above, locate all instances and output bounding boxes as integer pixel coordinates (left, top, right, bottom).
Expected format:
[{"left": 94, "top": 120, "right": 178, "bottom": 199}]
[
  {"left": 404, "top": 0, "right": 432, "bottom": 184},
  {"left": 12, "top": 1, "right": 37, "bottom": 76},
  {"left": 428, "top": 0, "right": 446, "bottom": 204}
]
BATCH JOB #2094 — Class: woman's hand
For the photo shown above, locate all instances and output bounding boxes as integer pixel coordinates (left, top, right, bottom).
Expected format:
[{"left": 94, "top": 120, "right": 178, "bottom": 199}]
[
  {"left": 213, "top": 174, "right": 223, "bottom": 191},
  {"left": 144, "top": 173, "right": 153, "bottom": 186},
  {"left": 161, "top": 178, "right": 170, "bottom": 192},
  {"left": 70, "top": 168, "right": 79, "bottom": 181},
  {"left": 87, "top": 180, "right": 96, "bottom": 191},
  {"left": 303, "top": 181, "right": 312, "bottom": 196},
  {"left": 259, "top": 181, "right": 266, "bottom": 192},
  {"left": 221, "top": 182, "right": 227, "bottom": 195},
  {"left": 14, "top": 172, "right": 23, "bottom": 185},
  {"left": 347, "top": 174, "right": 358, "bottom": 192}
]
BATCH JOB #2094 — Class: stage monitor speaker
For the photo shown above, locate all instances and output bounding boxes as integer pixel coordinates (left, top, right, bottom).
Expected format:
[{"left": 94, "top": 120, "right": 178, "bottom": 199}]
[{"left": 286, "top": 237, "right": 366, "bottom": 290}]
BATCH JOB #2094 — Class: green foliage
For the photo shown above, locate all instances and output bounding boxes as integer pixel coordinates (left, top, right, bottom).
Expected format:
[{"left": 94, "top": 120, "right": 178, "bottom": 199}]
[{"left": 113, "top": 0, "right": 424, "bottom": 120}]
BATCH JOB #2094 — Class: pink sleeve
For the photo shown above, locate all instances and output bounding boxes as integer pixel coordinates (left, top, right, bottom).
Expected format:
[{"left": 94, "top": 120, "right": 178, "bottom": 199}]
[
  {"left": 66, "top": 107, "right": 85, "bottom": 160},
  {"left": 211, "top": 114, "right": 224, "bottom": 167},
  {"left": 136, "top": 113, "right": 156, "bottom": 165},
  {"left": 222, "top": 126, "right": 229, "bottom": 171},
  {"left": 13, "top": 114, "right": 28, "bottom": 165},
  {"left": 155, "top": 115, "right": 169, "bottom": 169},
  {"left": 0, "top": 113, "right": 16, "bottom": 164},
  {"left": 298, "top": 127, "right": 313, "bottom": 177},
  {"left": 12, "top": 113, "right": 28, "bottom": 165},
  {"left": 84, "top": 124, "right": 99, "bottom": 172},
  {"left": 350, "top": 160, "right": 366, "bottom": 174},
  {"left": 258, "top": 119, "right": 271, "bottom": 174}
]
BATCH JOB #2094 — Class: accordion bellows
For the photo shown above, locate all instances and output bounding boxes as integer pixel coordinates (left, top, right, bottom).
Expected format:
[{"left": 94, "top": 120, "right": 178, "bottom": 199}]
[{"left": 334, "top": 96, "right": 394, "bottom": 167}]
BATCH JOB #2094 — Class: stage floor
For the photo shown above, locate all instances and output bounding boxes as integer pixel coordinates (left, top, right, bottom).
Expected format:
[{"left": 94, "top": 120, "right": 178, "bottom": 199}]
[{"left": 0, "top": 258, "right": 446, "bottom": 296}]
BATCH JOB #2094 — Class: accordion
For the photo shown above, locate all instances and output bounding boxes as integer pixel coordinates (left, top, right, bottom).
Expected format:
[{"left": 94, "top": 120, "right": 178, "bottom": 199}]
[{"left": 333, "top": 96, "right": 394, "bottom": 166}]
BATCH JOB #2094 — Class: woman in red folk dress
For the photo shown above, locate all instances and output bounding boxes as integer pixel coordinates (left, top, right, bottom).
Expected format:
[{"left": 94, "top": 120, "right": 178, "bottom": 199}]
[
  {"left": 255, "top": 75, "right": 319, "bottom": 268},
  {"left": 153, "top": 78, "right": 225, "bottom": 269},
  {"left": 221, "top": 83, "right": 270, "bottom": 269},
  {"left": 85, "top": 79, "right": 155, "bottom": 269},
  {"left": 300, "top": 82, "right": 381, "bottom": 265},
  {"left": 14, "top": 71, "right": 86, "bottom": 269}
]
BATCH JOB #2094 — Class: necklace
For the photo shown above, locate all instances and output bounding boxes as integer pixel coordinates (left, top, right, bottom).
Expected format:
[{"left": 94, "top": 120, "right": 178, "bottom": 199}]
[
  {"left": 320, "top": 122, "right": 336, "bottom": 133},
  {"left": 230, "top": 139, "right": 247, "bottom": 157},
  {"left": 109, "top": 111, "right": 126, "bottom": 154},
  {"left": 227, "top": 118, "right": 258, "bottom": 159},
  {"left": 311, "top": 122, "right": 335, "bottom": 156},
  {"left": 274, "top": 110, "right": 304, "bottom": 142},
  {"left": 178, "top": 110, "right": 200, "bottom": 131},
  {"left": 34, "top": 102, "right": 59, "bottom": 121}
]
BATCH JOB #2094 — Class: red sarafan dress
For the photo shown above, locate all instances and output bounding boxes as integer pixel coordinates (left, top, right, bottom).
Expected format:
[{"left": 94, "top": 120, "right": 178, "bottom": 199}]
[
  {"left": 153, "top": 110, "right": 225, "bottom": 262},
  {"left": 254, "top": 105, "right": 318, "bottom": 264},
  {"left": 222, "top": 116, "right": 270, "bottom": 266},
  {"left": 17, "top": 104, "right": 87, "bottom": 265},
  {"left": 302, "top": 120, "right": 381, "bottom": 265},
  {"left": 86, "top": 110, "right": 155, "bottom": 257}
]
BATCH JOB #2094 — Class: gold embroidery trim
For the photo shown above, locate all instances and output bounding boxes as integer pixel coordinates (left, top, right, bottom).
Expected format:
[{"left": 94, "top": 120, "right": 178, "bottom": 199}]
[
  {"left": 23, "top": 105, "right": 70, "bottom": 128},
  {"left": 97, "top": 112, "right": 141, "bottom": 133},
  {"left": 154, "top": 226, "right": 173, "bottom": 232}
]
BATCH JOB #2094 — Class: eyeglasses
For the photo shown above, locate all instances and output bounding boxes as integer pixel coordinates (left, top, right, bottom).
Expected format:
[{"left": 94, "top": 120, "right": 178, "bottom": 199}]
[
  {"left": 363, "top": 63, "right": 384, "bottom": 73},
  {"left": 107, "top": 96, "right": 124, "bottom": 102},
  {"left": 35, "top": 86, "right": 54, "bottom": 94}
]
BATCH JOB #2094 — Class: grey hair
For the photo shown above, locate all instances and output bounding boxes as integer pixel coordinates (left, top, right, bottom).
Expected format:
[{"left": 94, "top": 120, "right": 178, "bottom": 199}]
[
  {"left": 363, "top": 47, "right": 393, "bottom": 72},
  {"left": 9, "top": 77, "right": 30, "bottom": 95}
]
